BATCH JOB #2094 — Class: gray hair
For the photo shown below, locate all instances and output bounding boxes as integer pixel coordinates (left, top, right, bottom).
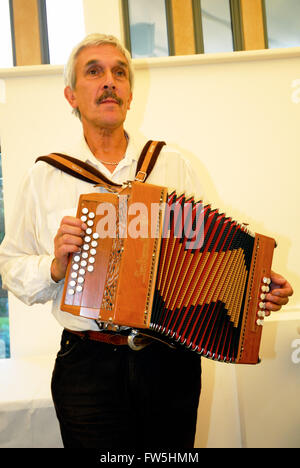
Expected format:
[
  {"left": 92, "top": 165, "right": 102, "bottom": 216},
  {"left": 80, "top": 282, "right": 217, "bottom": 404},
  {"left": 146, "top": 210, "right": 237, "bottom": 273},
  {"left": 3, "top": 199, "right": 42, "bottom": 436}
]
[{"left": 64, "top": 33, "right": 134, "bottom": 119}]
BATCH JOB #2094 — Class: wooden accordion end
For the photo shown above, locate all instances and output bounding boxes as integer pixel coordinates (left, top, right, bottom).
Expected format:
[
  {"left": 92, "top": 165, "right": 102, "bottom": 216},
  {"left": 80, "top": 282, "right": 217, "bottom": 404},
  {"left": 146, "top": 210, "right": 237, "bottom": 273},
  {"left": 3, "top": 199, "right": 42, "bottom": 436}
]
[{"left": 61, "top": 181, "right": 276, "bottom": 364}]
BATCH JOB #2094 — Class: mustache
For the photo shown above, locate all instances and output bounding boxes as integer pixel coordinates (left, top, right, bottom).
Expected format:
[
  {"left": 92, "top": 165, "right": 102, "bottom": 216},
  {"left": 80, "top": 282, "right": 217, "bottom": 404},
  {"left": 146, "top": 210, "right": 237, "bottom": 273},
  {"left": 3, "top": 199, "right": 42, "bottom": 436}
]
[{"left": 96, "top": 90, "right": 123, "bottom": 106}]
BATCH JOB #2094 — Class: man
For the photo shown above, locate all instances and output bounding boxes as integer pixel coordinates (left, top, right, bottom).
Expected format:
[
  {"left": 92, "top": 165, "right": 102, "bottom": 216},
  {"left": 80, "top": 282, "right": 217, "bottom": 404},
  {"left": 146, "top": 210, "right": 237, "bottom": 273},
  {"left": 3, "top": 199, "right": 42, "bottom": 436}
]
[{"left": 0, "top": 34, "right": 293, "bottom": 448}]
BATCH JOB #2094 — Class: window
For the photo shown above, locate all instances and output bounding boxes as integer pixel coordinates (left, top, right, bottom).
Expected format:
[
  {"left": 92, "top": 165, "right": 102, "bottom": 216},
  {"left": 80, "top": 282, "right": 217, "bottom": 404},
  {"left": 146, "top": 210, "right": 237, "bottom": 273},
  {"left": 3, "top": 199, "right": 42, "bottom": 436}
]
[
  {"left": 123, "top": 0, "right": 170, "bottom": 58},
  {"left": 264, "top": 0, "right": 300, "bottom": 49},
  {"left": 0, "top": 0, "right": 13, "bottom": 68},
  {"left": 123, "top": 0, "right": 243, "bottom": 57},
  {"left": 0, "top": 150, "right": 10, "bottom": 359},
  {"left": 200, "top": 0, "right": 234, "bottom": 53},
  {"left": 44, "top": 0, "right": 86, "bottom": 65}
]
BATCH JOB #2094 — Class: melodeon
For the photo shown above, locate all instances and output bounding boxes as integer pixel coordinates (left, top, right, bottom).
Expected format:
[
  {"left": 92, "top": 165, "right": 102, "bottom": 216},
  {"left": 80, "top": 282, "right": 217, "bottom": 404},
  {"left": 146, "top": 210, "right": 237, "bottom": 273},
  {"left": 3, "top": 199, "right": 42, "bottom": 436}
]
[{"left": 61, "top": 180, "right": 276, "bottom": 365}]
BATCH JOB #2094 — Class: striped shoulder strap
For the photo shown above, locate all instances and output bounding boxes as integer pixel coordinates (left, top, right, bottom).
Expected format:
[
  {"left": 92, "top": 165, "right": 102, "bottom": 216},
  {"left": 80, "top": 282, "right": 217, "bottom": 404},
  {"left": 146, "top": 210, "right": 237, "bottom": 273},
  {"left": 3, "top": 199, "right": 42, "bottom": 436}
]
[
  {"left": 135, "top": 140, "right": 166, "bottom": 182},
  {"left": 35, "top": 140, "right": 166, "bottom": 187}
]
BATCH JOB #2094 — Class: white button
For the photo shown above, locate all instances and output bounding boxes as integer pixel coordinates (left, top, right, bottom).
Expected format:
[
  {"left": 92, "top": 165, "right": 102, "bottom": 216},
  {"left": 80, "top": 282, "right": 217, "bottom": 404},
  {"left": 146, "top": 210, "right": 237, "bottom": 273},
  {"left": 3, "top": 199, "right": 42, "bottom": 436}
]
[
  {"left": 89, "top": 257, "right": 95, "bottom": 264},
  {"left": 91, "top": 241, "right": 98, "bottom": 248},
  {"left": 82, "top": 252, "right": 88, "bottom": 259},
  {"left": 72, "top": 264, "right": 79, "bottom": 271},
  {"left": 77, "top": 276, "right": 85, "bottom": 284},
  {"left": 80, "top": 260, "right": 87, "bottom": 267},
  {"left": 260, "top": 293, "right": 266, "bottom": 300},
  {"left": 73, "top": 255, "right": 81, "bottom": 262},
  {"left": 93, "top": 233, "right": 99, "bottom": 239},
  {"left": 82, "top": 208, "right": 89, "bottom": 215},
  {"left": 79, "top": 268, "right": 86, "bottom": 276},
  {"left": 71, "top": 272, "right": 78, "bottom": 279},
  {"left": 257, "top": 310, "right": 265, "bottom": 318},
  {"left": 87, "top": 220, "right": 94, "bottom": 227},
  {"left": 86, "top": 228, "right": 92, "bottom": 235},
  {"left": 256, "top": 319, "right": 264, "bottom": 326},
  {"left": 88, "top": 212, "right": 95, "bottom": 219},
  {"left": 90, "top": 248, "right": 97, "bottom": 256},
  {"left": 69, "top": 280, "right": 76, "bottom": 287},
  {"left": 68, "top": 289, "right": 75, "bottom": 296},
  {"left": 87, "top": 265, "right": 94, "bottom": 272},
  {"left": 76, "top": 285, "right": 83, "bottom": 293},
  {"left": 84, "top": 236, "right": 91, "bottom": 243},
  {"left": 83, "top": 244, "right": 90, "bottom": 251},
  {"left": 259, "top": 302, "right": 266, "bottom": 309},
  {"left": 81, "top": 215, "right": 87, "bottom": 222}
]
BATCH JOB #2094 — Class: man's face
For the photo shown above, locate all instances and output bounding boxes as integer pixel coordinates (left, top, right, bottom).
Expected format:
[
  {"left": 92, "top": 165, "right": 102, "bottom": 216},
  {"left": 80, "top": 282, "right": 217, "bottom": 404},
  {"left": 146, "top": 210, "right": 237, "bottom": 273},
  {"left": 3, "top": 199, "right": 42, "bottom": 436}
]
[{"left": 65, "top": 44, "right": 133, "bottom": 130}]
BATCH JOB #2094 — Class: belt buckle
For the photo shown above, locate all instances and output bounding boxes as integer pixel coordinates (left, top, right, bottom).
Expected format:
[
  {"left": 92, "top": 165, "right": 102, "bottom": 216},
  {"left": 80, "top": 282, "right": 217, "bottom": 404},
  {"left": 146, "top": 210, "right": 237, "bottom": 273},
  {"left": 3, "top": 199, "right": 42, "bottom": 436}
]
[{"left": 127, "top": 329, "right": 153, "bottom": 351}]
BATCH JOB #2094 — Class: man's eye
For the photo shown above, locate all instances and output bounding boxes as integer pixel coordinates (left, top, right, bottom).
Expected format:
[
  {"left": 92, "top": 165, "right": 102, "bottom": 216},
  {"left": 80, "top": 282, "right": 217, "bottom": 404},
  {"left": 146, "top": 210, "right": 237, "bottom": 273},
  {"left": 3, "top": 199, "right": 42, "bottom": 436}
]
[{"left": 115, "top": 69, "right": 126, "bottom": 77}]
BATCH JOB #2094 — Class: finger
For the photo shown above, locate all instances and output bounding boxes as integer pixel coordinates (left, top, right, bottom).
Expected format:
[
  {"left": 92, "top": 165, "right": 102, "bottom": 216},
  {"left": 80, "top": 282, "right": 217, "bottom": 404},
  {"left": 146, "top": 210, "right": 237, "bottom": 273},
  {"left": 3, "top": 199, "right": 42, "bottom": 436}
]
[
  {"left": 58, "top": 233, "right": 85, "bottom": 247},
  {"left": 60, "top": 215, "right": 85, "bottom": 228},
  {"left": 265, "top": 302, "right": 282, "bottom": 313},
  {"left": 270, "top": 288, "right": 293, "bottom": 300},
  {"left": 265, "top": 297, "right": 289, "bottom": 315},
  {"left": 271, "top": 282, "right": 293, "bottom": 297},
  {"left": 59, "top": 220, "right": 87, "bottom": 237},
  {"left": 266, "top": 291, "right": 289, "bottom": 305}
]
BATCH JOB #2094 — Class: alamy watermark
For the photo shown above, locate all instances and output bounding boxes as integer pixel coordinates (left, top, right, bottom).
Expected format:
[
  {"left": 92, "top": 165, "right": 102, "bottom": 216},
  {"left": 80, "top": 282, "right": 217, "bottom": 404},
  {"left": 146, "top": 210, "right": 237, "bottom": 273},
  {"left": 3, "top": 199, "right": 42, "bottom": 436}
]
[
  {"left": 291, "top": 338, "right": 300, "bottom": 364},
  {"left": 93, "top": 197, "right": 205, "bottom": 250}
]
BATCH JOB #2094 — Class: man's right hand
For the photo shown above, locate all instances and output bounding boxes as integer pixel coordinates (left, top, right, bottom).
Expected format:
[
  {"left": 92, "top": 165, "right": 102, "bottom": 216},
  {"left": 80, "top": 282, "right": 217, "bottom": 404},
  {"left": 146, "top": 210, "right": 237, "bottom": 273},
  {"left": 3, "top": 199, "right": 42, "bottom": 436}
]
[{"left": 51, "top": 216, "right": 87, "bottom": 282}]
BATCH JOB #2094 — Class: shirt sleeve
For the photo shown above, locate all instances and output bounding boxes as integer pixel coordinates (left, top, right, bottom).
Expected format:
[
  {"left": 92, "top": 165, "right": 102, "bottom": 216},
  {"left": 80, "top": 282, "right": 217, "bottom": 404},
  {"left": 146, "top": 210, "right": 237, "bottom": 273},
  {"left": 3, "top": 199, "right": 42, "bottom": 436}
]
[{"left": 0, "top": 168, "right": 61, "bottom": 306}]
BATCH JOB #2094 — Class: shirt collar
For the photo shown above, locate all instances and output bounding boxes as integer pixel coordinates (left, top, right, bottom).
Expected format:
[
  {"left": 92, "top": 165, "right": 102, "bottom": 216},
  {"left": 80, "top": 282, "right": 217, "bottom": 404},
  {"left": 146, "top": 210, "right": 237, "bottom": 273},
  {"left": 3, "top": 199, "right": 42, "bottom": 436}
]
[
  {"left": 57, "top": 130, "right": 148, "bottom": 184},
  {"left": 68, "top": 132, "right": 140, "bottom": 169}
]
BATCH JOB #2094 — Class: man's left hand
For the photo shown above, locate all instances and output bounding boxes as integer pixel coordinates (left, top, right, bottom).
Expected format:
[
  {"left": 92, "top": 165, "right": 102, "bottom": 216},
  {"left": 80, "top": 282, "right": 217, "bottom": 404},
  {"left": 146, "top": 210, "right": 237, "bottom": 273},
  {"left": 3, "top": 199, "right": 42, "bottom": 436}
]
[{"left": 264, "top": 271, "right": 293, "bottom": 316}]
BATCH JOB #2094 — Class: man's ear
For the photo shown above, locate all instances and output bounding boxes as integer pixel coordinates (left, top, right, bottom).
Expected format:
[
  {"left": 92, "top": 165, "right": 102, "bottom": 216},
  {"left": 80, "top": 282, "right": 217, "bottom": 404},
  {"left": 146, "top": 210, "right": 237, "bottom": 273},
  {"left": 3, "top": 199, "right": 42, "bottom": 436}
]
[
  {"left": 64, "top": 86, "right": 77, "bottom": 110},
  {"left": 126, "top": 92, "right": 133, "bottom": 111}
]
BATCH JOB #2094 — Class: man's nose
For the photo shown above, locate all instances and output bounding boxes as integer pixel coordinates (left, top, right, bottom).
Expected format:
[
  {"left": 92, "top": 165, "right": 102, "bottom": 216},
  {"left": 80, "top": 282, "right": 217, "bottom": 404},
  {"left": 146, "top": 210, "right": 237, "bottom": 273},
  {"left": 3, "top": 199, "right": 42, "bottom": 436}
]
[{"left": 103, "top": 71, "right": 116, "bottom": 89}]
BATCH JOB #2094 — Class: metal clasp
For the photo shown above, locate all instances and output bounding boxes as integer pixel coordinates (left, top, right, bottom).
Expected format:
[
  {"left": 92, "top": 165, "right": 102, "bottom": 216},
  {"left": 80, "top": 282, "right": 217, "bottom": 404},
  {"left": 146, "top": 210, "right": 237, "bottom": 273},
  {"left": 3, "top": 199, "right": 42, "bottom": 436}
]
[
  {"left": 128, "top": 329, "right": 152, "bottom": 351},
  {"left": 135, "top": 171, "right": 147, "bottom": 182}
]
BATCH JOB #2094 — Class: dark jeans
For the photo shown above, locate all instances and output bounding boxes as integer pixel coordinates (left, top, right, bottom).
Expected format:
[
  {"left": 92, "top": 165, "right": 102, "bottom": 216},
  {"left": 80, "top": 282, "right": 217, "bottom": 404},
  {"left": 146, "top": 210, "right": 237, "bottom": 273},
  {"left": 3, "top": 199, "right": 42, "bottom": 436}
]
[{"left": 51, "top": 329, "right": 201, "bottom": 449}]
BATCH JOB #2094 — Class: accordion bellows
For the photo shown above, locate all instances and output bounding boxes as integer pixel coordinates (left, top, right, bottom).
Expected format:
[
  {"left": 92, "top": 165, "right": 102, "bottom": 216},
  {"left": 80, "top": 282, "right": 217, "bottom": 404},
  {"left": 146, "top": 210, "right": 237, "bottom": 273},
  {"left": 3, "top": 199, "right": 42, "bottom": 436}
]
[{"left": 61, "top": 181, "right": 275, "bottom": 364}]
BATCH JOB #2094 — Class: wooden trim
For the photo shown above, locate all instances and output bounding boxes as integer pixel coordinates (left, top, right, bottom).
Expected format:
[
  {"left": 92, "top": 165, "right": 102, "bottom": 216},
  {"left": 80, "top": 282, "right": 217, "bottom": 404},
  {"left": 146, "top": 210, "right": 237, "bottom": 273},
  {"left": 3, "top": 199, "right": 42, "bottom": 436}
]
[
  {"left": 240, "top": 0, "right": 266, "bottom": 50},
  {"left": 230, "top": 0, "right": 244, "bottom": 51},
  {"left": 191, "top": 0, "right": 204, "bottom": 54},
  {"left": 170, "top": 0, "right": 196, "bottom": 55},
  {"left": 11, "top": 0, "right": 43, "bottom": 65},
  {"left": 165, "top": 0, "right": 175, "bottom": 56},
  {"left": 121, "top": 0, "right": 132, "bottom": 54}
]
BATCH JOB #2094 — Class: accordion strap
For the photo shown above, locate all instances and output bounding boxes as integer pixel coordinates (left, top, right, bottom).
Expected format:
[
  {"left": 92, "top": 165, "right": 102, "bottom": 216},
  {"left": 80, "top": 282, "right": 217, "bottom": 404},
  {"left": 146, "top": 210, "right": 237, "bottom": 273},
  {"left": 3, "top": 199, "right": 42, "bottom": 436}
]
[
  {"left": 135, "top": 140, "right": 166, "bottom": 182},
  {"left": 36, "top": 152, "right": 121, "bottom": 190},
  {"left": 35, "top": 140, "right": 165, "bottom": 188}
]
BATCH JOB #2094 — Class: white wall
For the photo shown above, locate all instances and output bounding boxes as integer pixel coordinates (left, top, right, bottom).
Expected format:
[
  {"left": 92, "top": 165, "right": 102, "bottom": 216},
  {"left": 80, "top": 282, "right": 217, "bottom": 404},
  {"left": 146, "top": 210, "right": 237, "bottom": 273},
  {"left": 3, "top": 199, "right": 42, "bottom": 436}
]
[{"left": 0, "top": 0, "right": 299, "bottom": 448}]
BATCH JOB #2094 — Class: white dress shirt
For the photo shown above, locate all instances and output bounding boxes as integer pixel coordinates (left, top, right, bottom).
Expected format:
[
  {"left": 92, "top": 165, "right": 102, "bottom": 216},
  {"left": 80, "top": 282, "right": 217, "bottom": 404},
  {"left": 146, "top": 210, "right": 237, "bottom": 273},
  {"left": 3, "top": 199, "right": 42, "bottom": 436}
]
[{"left": 0, "top": 133, "right": 203, "bottom": 332}]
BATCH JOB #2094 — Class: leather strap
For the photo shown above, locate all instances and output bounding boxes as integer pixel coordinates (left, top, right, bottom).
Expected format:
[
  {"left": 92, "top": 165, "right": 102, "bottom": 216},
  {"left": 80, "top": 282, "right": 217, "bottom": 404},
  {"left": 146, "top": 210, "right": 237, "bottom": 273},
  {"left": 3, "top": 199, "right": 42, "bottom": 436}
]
[
  {"left": 35, "top": 140, "right": 166, "bottom": 188},
  {"left": 35, "top": 153, "right": 122, "bottom": 190},
  {"left": 66, "top": 328, "right": 129, "bottom": 346},
  {"left": 135, "top": 140, "right": 166, "bottom": 182}
]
